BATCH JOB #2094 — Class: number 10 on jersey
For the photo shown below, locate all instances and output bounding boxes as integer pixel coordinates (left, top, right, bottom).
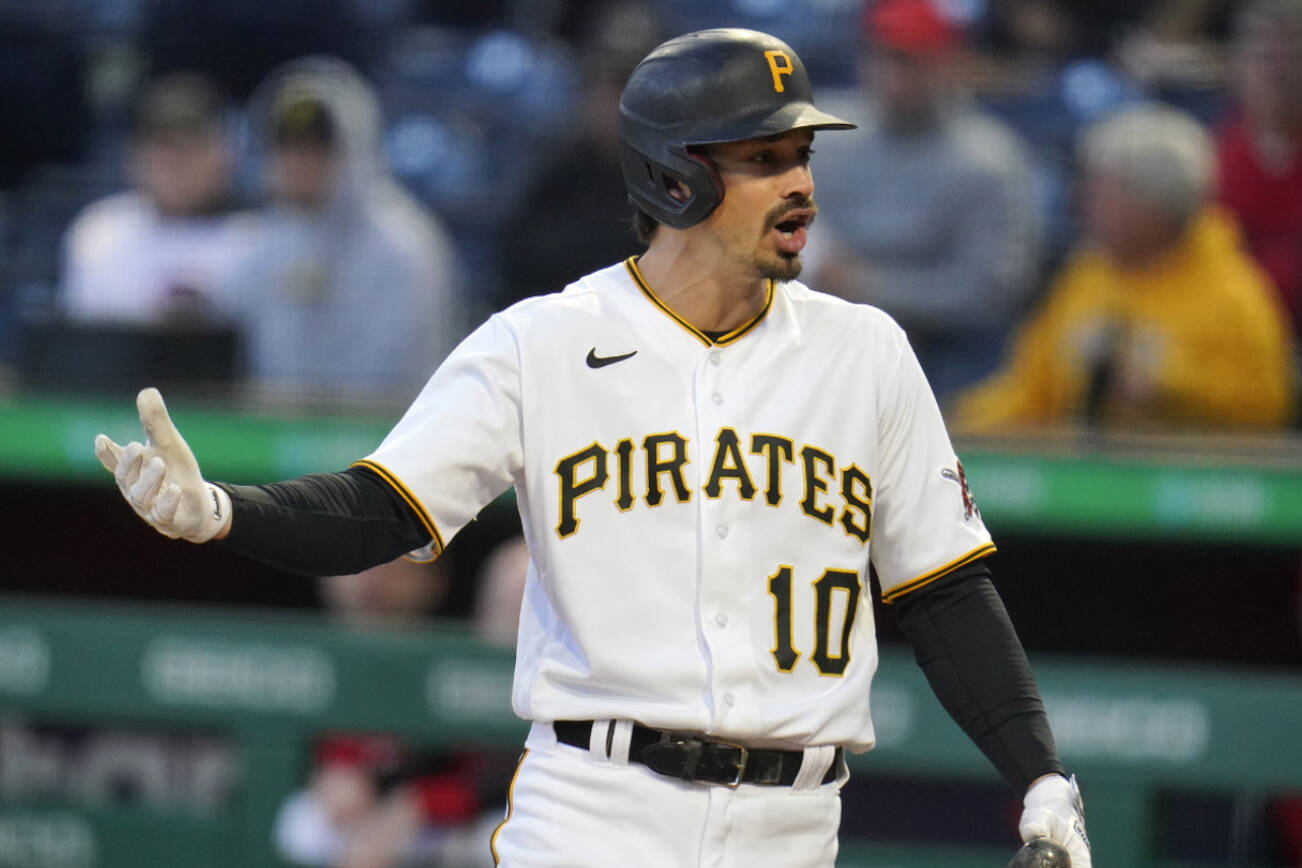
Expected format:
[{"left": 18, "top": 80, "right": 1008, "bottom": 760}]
[{"left": 767, "top": 566, "right": 862, "bottom": 676}]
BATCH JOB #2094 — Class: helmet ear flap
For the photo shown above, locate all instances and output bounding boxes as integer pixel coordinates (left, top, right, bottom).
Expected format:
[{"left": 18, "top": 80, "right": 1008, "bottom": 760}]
[
  {"left": 686, "top": 152, "right": 724, "bottom": 204},
  {"left": 619, "top": 141, "right": 724, "bottom": 230}
]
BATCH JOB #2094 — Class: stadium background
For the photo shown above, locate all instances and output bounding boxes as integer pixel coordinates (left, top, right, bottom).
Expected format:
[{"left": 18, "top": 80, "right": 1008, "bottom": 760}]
[{"left": 1, "top": 0, "right": 1301, "bottom": 866}]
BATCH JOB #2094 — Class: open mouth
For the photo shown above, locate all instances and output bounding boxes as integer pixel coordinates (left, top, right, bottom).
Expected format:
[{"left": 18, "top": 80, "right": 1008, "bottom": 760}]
[
  {"left": 770, "top": 208, "right": 814, "bottom": 257},
  {"left": 773, "top": 210, "right": 812, "bottom": 239}
]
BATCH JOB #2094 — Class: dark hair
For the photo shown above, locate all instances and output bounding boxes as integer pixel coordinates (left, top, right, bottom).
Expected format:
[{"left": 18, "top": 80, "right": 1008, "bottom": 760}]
[
  {"left": 133, "top": 73, "right": 228, "bottom": 139},
  {"left": 631, "top": 208, "right": 659, "bottom": 247}
]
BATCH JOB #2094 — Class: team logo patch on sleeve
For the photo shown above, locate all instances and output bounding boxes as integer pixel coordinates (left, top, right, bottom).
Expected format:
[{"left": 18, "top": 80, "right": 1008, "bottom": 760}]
[{"left": 939, "top": 460, "right": 979, "bottom": 521}]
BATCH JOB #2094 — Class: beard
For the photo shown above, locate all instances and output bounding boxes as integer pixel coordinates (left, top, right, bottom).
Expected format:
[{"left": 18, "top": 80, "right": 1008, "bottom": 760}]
[
  {"left": 755, "top": 251, "right": 803, "bottom": 282},
  {"left": 753, "top": 194, "right": 817, "bottom": 282}
]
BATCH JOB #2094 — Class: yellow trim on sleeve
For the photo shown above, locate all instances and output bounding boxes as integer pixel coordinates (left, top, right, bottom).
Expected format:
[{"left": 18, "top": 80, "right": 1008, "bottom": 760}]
[
  {"left": 351, "top": 458, "right": 445, "bottom": 556},
  {"left": 401, "top": 545, "right": 439, "bottom": 565},
  {"left": 624, "top": 257, "right": 774, "bottom": 347},
  {"left": 490, "top": 748, "right": 528, "bottom": 866},
  {"left": 880, "top": 542, "right": 997, "bottom": 604}
]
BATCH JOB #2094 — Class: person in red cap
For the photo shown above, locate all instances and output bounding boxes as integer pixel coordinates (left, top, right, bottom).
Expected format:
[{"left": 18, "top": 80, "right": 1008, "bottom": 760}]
[
  {"left": 866, "top": 0, "right": 963, "bottom": 123},
  {"left": 1215, "top": 0, "right": 1302, "bottom": 340},
  {"left": 806, "top": 0, "right": 1042, "bottom": 399}
]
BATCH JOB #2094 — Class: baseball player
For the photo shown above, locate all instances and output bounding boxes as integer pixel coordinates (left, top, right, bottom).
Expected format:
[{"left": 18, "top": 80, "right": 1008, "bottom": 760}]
[{"left": 95, "top": 29, "right": 1091, "bottom": 868}]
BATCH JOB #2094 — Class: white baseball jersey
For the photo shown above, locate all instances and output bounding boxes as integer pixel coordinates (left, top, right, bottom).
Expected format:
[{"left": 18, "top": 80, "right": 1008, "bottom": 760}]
[{"left": 361, "top": 258, "right": 993, "bottom": 752}]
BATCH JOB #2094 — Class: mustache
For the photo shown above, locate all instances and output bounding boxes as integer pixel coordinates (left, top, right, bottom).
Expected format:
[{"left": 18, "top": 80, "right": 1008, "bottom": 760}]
[{"left": 765, "top": 196, "right": 818, "bottom": 230}]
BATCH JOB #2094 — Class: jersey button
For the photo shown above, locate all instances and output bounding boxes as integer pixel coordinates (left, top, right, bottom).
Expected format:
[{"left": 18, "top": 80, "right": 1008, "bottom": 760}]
[
  {"left": 723, "top": 692, "right": 736, "bottom": 707},
  {"left": 709, "top": 351, "right": 722, "bottom": 366},
  {"left": 716, "top": 524, "right": 729, "bottom": 539},
  {"left": 711, "top": 392, "right": 723, "bottom": 405},
  {"left": 715, "top": 613, "right": 728, "bottom": 628}
]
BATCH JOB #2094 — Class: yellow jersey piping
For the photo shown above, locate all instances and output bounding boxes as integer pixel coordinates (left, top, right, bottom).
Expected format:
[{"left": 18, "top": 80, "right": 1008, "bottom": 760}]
[
  {"left": 490, "top": 748, "right": 528, "bottom": 865},
  {"left": 880, "top": 542, "right": 997, "bottom": 604},
  {"left": 351, "top": 458, "right": 445, "bottom": 555},
  {"left": 624, "top": 257, "right": 774, "bottom": 347}
]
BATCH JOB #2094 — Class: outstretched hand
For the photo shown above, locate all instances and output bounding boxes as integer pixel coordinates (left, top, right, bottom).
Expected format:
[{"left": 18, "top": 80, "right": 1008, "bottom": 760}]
[{"left": 94, "top": 388, "right": 231, "bottom": 542}]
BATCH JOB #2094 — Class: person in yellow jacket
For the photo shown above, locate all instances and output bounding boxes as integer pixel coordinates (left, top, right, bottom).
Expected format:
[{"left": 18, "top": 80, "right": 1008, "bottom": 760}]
[{"left": 956, "top": 103, "right": 1295, "bottom": 431}]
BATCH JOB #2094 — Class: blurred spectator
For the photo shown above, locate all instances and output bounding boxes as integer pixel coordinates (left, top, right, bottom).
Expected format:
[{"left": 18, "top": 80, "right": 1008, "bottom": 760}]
[
  {"left": 59, "top": 73, "right": 250, "bottom": 325},
  {"left": 318, "top": 556, "right": 449, "bottom": 630},
  {"left": 273, "top": 534, "right": 531, "bottom": 868},
  {"left": 227, "top": 57, "right": 465, "bottom": 401},
  {"left": 498, "top": 1, "right": 658, "bottom": 305},
  {"left": 472, "top": 536, "right": 530, "bottom": 648},
  {"left": 806, "top": 0, "right": 1041, "bottom": 397},
  {"left": 275, "top": 555, "right": 510, "bottom": 868},
  {"left": 956, "top": 104, "right": 1295, "bottom": 431},
  {"left": 1216, "top": 0, "right": 1302, "bottom": 338}
]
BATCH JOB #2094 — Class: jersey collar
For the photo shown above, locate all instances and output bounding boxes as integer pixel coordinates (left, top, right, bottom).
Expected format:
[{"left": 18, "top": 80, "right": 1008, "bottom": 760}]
[{"left": 624, "top": 257, "right": 775, "bottom": 348}]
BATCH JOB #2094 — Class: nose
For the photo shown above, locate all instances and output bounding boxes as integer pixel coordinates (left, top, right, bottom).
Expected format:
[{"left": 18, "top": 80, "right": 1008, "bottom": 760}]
[{"left": 783, "top": 162, "right": 814, "bottom": 200}]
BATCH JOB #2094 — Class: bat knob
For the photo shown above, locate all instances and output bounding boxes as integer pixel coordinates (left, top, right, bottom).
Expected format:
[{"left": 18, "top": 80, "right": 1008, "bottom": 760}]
[{"left": 1010, "top": 838, "right": 1071, "bottom": 868}]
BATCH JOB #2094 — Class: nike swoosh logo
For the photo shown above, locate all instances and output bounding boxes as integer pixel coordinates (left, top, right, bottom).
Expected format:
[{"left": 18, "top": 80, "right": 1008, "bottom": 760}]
[{"left": 586, "top": 348, "right": 638, "bottom": 368}]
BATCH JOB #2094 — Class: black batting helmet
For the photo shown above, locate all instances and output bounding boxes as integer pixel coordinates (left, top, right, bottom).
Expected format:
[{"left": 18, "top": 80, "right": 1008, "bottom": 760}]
[{"left": 617, "top": 28, "right": 855, "bottom": 230}]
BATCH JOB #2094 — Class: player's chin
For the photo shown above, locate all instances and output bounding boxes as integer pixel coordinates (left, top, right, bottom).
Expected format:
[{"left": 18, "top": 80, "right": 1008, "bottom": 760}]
[{"left": 756, "top": 251, "right": 802, "bottom": 282}]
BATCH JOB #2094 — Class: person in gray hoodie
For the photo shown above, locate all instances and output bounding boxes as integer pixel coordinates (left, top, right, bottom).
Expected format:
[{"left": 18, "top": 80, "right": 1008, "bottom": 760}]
[
  {"left": 228, "top": 57, "right": 464, "bottom": 402},
  {"left": 805, "top": 0, "right": 1041, "bottom": 399}
]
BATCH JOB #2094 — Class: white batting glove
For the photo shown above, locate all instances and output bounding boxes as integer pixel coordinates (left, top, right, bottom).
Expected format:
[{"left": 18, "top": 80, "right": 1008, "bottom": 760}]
[
  {"left": 93, "top": 388, "right": 231, "bottom": 543},
  {"left": 1019, "top": 774, "right": 1091, "bottom": 868}
]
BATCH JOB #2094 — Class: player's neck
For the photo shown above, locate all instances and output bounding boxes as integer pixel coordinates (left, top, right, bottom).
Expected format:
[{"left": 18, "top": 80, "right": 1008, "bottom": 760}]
[{"left": 636, "top": 240, "right": 768, "bottom": 334}]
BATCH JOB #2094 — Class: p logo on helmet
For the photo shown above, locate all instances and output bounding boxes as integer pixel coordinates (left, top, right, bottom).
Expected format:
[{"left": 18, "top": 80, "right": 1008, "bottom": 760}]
[{"left": 764, "top": 50, "right": 794, "bottom": 93}]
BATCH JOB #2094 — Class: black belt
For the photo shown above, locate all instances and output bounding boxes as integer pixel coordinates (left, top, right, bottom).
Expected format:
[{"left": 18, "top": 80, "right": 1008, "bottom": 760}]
[{"left": 553, "top": 720, "right": 841, "bottom": 788}]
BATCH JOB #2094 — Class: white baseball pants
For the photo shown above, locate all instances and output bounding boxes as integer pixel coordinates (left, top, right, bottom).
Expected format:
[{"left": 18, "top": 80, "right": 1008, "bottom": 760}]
[{"left": 490, "top": 722, "right": 846, "bottom": 868}]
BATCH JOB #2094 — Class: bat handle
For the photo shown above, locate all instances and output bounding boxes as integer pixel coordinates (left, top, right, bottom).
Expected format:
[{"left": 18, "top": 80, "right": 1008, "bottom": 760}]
[{"left": 1009, "top": 837, "right": 1071, "bottom": 868}]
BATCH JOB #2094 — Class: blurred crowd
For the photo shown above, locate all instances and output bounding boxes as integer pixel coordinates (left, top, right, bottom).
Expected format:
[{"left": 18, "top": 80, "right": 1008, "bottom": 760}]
[
  {"left": 272, "top": 542, "right": 528, "bottom": 868},
  {"left": 0, "top": 0, "right": 1298, "bottom": 430}
]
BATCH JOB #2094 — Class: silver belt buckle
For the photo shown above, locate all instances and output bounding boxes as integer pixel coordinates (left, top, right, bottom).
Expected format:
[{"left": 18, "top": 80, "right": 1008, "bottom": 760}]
[{"left": 717, "top": 740, "right": 749, "bottom": 788}]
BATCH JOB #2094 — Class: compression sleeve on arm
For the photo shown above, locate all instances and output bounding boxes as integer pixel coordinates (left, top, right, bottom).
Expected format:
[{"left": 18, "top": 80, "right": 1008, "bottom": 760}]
[
  {"left": 213, "top": 466, "right": 431, "bottom": 577},
  {"left": 890, "top": 559, "right": 1064, "bottom": 792}
]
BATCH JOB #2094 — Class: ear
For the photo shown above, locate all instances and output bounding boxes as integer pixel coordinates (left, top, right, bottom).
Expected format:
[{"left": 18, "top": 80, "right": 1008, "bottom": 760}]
[{"left": 667, "top": 180, "right": 691, "bottom": 203}]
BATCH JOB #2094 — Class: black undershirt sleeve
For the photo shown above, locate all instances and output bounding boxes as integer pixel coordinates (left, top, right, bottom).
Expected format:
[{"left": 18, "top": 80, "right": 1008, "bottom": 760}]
[
  {"left": 213, "top": 466, "right": 431, "bottom": 577},
  {"left": 889, "top": 559, "right": 1064, "bottom": 793}
]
